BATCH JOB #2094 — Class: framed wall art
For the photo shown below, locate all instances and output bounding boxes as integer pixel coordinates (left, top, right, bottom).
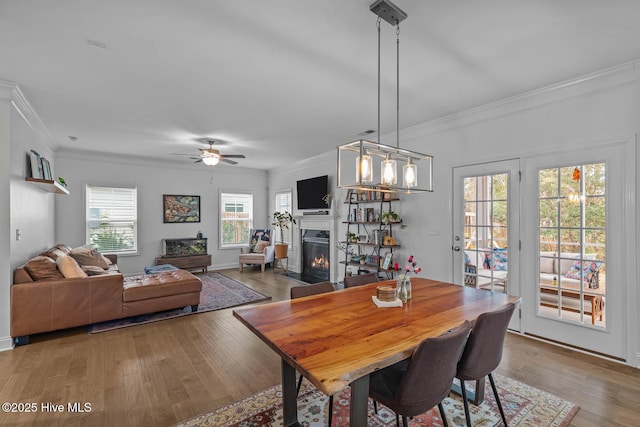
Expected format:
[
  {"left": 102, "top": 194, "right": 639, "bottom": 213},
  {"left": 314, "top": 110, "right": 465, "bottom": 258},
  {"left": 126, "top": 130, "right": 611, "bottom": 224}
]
[{"left": 163, "top": 194, "right": 201, "bottom": 223}]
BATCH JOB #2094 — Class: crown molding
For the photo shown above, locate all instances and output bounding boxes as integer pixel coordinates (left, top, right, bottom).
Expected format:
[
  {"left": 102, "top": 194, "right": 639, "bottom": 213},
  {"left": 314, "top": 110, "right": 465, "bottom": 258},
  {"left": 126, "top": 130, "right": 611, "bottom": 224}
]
[
  {"left": 397, "top": 59, "right": 640, "bottom": 142},
  {"left": 0, "top": 79, "right": 56, "bottom": 149},
  {"left": 56, "top": 147, "right": 266, "bottom": 176}
]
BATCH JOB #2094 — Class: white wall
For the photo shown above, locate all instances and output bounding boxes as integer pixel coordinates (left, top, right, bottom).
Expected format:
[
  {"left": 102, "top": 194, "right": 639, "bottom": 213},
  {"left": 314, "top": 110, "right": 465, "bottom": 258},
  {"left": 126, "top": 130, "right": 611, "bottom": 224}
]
[
  {"left": 269, "top": 61, "right": 640, "bottom": 366},
  {"left": 55, "top": 151, "right": 268, "bottom": 275},
  {"left": 1, "top": 82, "right": 57, "bottom": 351}
]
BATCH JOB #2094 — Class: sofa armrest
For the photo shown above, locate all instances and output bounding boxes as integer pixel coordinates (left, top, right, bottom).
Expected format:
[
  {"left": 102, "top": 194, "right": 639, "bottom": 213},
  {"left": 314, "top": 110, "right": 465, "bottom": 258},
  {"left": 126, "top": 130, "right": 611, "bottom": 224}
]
[
  {"left": 264, "top": 245, "right": 275, "bottom": 263},
  {"left": 104, "top": 254, "right": 118, "bottom": 264}
]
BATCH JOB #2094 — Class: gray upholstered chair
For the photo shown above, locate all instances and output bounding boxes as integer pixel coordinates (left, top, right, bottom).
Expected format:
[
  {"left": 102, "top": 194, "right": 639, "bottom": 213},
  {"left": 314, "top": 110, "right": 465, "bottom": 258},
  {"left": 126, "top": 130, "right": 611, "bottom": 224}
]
[
  {"left": 456, "top": 302, "right": 516, "bottom": 427},
  {"left": 239, "top": 229, "right": 275, "bottom": 272},
  {"left": 343, "top": 272, "right": 379, "bottom": 288},
  {"left": 289, "top": 281, "right": 336, "bottom": 425},
  {"left": 369, "top": 321, "right": 471, "bottom": 427}
]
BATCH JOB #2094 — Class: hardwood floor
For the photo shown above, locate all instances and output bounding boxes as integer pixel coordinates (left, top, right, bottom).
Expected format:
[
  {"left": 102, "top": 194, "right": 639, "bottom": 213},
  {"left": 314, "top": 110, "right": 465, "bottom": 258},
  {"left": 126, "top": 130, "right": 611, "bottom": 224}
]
[{"left": 0, "top": 268, "right": 638, "bottom": 426}]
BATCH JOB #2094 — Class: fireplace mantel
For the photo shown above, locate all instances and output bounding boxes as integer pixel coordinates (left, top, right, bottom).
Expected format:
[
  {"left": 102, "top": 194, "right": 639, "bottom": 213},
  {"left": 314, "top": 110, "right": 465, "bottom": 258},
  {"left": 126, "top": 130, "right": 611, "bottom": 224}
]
[{"left": 295, "top": 213, "right": 338, "bottom": 283}]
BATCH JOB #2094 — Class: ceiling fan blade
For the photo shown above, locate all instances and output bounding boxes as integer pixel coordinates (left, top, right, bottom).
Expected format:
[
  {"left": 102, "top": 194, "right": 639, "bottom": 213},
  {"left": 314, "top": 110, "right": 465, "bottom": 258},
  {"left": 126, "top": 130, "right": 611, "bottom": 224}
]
[
  {"left": 170, "top": 153, "right": 193, "bottom": 156},
  {"left": 193, "top": 158, "right": 203, "bottom": 163},
  {"left": 220, "top": 158, "right": 238, "bottom": 165},
  {"left": 221, "top": 154, "right": 245, "bottom": 158}
]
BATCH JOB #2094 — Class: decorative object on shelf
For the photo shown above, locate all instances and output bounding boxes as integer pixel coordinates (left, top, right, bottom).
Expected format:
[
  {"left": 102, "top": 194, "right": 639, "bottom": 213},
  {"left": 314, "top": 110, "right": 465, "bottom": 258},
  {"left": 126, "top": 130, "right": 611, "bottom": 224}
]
[
  {"left": 381, "top": 210, "right": 401, "bottom": 225},
  {"left": 346, "top": 232, "right": 358, "bottom": 243},
  {"left": 337, "top": 0, "right": 433, "bottom": 195},
  {"left": 322, "top": 193, "right": 333, "bottom": 207},
  {"left": 29, "top": 150, "right": 44, "bottom": 179},
  {"left": 41, "top": 157, "right": 52, "bottom": 181},
  {"left": 58, "top": 177, "right": 67, "bottom": 187},
  {"left": 196, "top": 231, "right": 203, "bottom": 239},
  {"left": 396, "top": 254, "right": 421, "bottom": 301},
  {"left": 163, "top": 195, "right": 201, "bottom": 223}
]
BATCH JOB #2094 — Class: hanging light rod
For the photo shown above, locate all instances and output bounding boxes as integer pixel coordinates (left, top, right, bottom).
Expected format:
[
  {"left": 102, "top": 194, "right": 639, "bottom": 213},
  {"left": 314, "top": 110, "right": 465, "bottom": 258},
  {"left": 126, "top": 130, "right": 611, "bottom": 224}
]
[{"left": 369, "top": 0, "right": 407, "bottom": 25}]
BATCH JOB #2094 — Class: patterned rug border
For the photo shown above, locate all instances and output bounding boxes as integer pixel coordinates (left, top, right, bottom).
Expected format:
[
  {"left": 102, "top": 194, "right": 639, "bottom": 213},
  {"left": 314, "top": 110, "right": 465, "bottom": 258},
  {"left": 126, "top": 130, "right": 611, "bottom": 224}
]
[
  {"left": 173, "top": 373, "right": 579, "bottom": 427},
  {"left": 89, "top": 272, "right": 271, "bottom": 333}
]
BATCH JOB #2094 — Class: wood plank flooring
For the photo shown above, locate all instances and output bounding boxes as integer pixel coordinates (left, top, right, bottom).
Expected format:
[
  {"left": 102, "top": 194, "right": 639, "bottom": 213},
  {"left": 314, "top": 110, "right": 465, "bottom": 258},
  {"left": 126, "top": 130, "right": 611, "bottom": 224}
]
[{"left": 0, "top": 268, "right": 638, "bottom": 426}]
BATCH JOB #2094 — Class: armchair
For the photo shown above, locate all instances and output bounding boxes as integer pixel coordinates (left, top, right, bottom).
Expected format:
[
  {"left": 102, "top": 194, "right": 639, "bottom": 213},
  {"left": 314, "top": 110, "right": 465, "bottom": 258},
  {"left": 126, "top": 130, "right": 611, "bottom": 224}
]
[{"left": 239, "top": 229, "right": 275, "bottom": 272}]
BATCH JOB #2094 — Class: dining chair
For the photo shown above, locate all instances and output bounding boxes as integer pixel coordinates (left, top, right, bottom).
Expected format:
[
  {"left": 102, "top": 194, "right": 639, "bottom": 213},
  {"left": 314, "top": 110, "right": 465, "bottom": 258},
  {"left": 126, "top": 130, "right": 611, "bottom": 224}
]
[
  {"left": 369, "top": 320, "right": 472, "bottom": 427},
  {"left": 456, "top": 302, "right": 516, "bottom": 427},
  {"left": 290, "top": 281, "right": 334, "bottom": 299},
  {"left": 289, "top": 281, "right": 336, "bottom": 425},
  {"left": 343, "top": 272, "right": 379, "bottom": 288}
]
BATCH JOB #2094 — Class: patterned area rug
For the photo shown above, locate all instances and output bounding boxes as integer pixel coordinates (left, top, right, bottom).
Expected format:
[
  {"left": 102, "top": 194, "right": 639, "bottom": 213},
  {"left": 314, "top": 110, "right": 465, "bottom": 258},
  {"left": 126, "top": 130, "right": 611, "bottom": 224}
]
[
  {"left": 174, "top": 374, "right": 578, "bottom": 427},
  {"left": 90, "top": 272, "right": 270, "bottom": 333}
]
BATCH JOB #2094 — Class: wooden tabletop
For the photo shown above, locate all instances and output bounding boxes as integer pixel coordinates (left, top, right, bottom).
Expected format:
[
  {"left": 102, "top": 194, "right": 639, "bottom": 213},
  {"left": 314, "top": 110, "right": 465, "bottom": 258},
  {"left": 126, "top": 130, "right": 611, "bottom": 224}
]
[{"left": 233, "top": 277, "right": 520, "bottom": 396}]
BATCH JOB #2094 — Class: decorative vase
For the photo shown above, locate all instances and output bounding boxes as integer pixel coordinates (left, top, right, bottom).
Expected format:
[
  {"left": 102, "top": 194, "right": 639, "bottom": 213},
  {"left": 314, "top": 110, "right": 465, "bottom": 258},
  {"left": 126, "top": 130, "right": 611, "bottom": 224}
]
[
  {"left": 397, "top": 276, "right": 411, "bottom": 303},
  {"left": 274, "top": 243, "right": 288, "bottom": 259}
]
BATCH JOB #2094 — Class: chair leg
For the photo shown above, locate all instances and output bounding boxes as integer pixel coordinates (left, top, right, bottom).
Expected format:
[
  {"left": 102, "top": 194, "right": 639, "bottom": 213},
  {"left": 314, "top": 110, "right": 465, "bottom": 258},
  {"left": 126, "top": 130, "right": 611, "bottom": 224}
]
[
  {"left": 328, "top": 395, "right": 333, "bottom": 426},
  {"left": 488, "top": 373, "right": 508, "bottom": 427},
  {"left": 297, "top": 374, "right": 303, "bottom": 395},
  {"left": 438, "top": 402, "right": 449, "bottom": 427},
  {"left": 402, "top": 415, "right": 409, "bottom": 427},
  {"left": 395, "top": 413, "right": 400, "bottom": 427},
  {"left": 459, "top": 380, "right": 472, "bottom": 427},
  {"left": 373, "top": 400, "right": 378, "bottom": 414}
]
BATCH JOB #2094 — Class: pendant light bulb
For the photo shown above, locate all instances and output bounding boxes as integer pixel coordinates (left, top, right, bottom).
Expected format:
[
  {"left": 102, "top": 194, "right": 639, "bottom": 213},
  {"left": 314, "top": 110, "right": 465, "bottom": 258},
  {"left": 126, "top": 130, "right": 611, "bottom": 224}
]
[
  {"left": 356, "top": 153, "right": 373, "bottom": 184},
  {"left": 381, "top": 153, "right": 397, "bottom": 186},
  {"left": 403, "top": 157, "right": 417, "bottom": 188}
]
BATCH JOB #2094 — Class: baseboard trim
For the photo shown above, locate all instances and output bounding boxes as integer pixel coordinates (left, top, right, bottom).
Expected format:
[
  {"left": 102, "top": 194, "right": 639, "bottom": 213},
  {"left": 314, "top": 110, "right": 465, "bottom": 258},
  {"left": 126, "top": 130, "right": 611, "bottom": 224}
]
[{"left": 0, "top": 336, "right": 14, "bottom": 352}]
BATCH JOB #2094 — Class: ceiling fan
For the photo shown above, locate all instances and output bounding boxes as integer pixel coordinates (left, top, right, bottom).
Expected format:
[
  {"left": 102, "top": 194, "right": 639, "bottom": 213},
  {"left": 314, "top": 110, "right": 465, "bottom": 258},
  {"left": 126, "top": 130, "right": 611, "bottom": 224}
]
[{"left": 176, "top": 140, "right": 246, "bottom": 166}]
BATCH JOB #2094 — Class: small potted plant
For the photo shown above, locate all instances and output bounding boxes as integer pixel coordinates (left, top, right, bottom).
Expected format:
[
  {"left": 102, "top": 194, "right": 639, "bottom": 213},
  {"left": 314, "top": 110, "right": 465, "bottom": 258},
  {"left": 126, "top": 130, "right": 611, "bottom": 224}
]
[
  {"left": 272, "top": 211, "right": 296, "bottom": 259},
  {"left": 381, "top": 210, "right": 401, "bottom": 225},
  {"left": 346, "top": 232, "right": 358, "bottom": 243}
]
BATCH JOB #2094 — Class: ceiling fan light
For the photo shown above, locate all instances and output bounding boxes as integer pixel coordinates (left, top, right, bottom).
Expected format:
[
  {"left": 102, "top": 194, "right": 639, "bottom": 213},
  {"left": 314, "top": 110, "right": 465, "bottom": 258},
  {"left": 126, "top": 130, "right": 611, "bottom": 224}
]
[{"left": 202, "top": 156, "right": 219, "bottom": 166}]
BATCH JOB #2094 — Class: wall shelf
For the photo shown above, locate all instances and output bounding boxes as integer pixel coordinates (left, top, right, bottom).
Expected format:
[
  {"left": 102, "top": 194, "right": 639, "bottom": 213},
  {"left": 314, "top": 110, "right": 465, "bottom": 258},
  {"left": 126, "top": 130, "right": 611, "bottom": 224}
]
[{"left": 25, "top": 177, "right": 69, "bottom": 195}]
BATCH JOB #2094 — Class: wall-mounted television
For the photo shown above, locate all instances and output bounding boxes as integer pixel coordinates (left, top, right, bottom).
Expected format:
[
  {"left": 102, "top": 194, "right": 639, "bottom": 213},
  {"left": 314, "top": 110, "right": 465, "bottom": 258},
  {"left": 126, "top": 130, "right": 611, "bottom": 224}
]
[{"left": 296, "top": 175, "right": 329, "bottom": 210}]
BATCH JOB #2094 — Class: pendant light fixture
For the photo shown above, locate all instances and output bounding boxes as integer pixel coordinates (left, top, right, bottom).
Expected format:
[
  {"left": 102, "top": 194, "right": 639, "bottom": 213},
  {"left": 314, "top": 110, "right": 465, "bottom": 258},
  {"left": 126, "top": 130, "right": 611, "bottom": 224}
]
[{"left": 337, "top": 0, "right": 433, "bottom": 194}]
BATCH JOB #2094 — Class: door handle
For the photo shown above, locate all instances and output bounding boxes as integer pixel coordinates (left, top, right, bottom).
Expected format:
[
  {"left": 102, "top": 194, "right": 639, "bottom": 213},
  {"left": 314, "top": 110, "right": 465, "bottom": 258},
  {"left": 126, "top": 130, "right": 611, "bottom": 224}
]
[{"left": 453, "top": 246, "right": 460, "bottom": 251}]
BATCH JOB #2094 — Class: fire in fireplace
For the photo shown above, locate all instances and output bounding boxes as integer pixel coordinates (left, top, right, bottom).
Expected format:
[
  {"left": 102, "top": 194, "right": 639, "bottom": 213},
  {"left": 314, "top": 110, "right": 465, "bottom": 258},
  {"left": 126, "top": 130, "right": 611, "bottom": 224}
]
[{"left": 302, "top": 229, "right": 330, "bottom": 282}]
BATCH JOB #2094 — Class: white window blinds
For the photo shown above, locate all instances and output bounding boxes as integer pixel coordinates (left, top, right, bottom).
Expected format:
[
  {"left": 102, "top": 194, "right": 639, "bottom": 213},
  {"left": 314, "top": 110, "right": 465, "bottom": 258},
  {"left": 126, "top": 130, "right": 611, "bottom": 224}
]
[{"left": 86, "top": 185, "right": 137, "bottom": 254}]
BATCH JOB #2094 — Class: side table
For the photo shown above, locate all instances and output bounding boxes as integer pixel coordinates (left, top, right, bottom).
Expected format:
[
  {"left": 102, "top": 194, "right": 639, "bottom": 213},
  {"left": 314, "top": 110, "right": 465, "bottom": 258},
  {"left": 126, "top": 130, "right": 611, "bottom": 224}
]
[{"left": 273, "top": 257, "right": 288, "bottom": 273}]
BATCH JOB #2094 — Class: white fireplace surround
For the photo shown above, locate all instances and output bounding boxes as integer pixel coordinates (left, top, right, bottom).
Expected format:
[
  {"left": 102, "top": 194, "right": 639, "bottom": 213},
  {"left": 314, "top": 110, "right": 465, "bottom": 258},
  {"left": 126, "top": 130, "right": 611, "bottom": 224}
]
[{"left": 295, "top": 214, "right": 338, "bottom": 283}]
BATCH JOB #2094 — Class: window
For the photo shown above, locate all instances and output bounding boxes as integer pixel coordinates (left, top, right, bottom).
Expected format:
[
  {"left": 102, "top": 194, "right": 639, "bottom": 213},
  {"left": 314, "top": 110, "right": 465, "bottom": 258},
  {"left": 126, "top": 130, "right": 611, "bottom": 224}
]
[
  {"left": 220, "top": 192, "right": 253, "bottom": 248},
  {"left": 275, "top": 190, "right": 293, "bottom": 246},
  {"left": 86, "top": 185, "right": 137, "bottom": 254}
]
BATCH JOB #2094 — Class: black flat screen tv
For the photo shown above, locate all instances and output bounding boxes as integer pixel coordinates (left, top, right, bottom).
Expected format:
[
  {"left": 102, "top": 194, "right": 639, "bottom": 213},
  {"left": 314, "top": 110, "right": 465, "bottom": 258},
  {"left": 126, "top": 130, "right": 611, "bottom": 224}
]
[{"left": 297, "top": 175, "right": 329, "bottom": 210}]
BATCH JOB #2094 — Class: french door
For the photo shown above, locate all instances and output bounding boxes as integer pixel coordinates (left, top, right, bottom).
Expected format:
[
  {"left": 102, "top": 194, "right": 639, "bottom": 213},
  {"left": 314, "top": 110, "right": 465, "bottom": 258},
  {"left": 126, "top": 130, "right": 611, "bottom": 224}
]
[
  {"left": 452, "top": 159, "right": 521, "bottom": 332},
  {"left": 522, "top": 145, "right": 626, "bottom": 358}
]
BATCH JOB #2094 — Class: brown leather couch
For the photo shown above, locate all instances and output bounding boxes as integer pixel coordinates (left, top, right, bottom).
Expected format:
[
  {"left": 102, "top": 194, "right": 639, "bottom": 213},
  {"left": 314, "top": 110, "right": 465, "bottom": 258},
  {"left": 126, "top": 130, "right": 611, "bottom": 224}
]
[{"left": 11, "top": 244, "right": 202, "bottom": 346}]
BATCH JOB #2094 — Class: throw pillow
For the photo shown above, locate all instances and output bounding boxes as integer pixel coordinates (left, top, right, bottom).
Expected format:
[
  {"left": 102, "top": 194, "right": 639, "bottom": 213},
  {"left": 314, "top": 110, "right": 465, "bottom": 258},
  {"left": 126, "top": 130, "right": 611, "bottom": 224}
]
[
  {"left": 40, "top": 247, "right": 67, "bottom": 261},
  {"left": 56, "top": 256, "right": 88, "bottom": 279},
  {"left": 565, "top": 260, "right": 602, "bottom": 283},
  {"left": 82, "top": 265, "right": 108, "bottom": 276},
  {"left": 253, "top": 240, "right": 268, "bottom": 253},
  {"left": 249, "top": 229, "right": 271, "bottom": 252},
  {"left": 70, "top": 246, "right": 110, "bottom": 269},
  {"left": 25, "top": 256, "right": 64, "bottom": 280}
]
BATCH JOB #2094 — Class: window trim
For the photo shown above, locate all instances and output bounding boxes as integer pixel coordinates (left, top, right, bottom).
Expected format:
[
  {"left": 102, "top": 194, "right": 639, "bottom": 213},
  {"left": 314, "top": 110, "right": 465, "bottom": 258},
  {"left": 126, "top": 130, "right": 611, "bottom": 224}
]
[
  {"left": 219, "top": 191, "right": 254, "bottom": 250},
  {"left": 85, "top": 184, "right": 138, "bottom": 256},
  {"left": 275, "top": 188, "right": 294, "bottom": 248}
]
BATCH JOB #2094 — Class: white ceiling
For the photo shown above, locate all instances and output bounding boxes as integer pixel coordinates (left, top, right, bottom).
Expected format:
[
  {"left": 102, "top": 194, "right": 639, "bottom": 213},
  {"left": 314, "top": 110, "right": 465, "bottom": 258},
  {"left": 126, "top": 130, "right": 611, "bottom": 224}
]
[{"left": 2, "top": 1, "right": 640, "bottom": 170}]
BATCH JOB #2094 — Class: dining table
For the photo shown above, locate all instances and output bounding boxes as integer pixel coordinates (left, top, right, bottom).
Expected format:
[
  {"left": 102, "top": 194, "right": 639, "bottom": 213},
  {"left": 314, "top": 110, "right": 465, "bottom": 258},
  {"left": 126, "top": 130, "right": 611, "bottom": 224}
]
[{"left": 233, "top": 277, "right": 521, "bottom": 427}]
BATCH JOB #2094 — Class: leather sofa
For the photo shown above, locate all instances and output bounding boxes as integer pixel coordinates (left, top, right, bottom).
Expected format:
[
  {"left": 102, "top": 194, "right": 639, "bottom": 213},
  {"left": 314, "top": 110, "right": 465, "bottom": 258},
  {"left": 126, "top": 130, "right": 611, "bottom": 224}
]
[{"left": 11, "top": 244, "right": 202, "bottom": 345}]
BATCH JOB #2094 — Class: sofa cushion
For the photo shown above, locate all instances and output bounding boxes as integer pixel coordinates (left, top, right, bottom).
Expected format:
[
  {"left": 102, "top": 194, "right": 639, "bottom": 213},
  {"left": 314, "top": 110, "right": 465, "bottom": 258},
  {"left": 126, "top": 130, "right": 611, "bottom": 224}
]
[
  {"left": 25, "top": 256, "right": 64, "bottom": 280},
  {"left": 40, "top": 247, "right": 68, "bottom": 261},
  {"left": 82, "top": 265, "right": 109, "bottom": 276},
  {"left": 539, "top": 251, "right": 555, "bottom": 274},
  {"left": 71, "top": 246, "right": 111, "bottom": 269},
  {"left": 57, "top": 256, "right": 88, "bottom": 279},
  {"left": 54, "top": 244, "right": 73, "bottom": 256}
]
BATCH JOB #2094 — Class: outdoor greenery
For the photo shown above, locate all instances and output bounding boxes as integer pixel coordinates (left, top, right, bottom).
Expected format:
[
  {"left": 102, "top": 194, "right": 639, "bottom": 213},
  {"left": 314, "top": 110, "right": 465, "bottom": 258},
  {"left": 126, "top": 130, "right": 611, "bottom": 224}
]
[
  {"left": 89, "top": 222, "right": 135, "bottom": 253},
  {"left": 222, "top": 220, "right": 251, "bottom": 246}
]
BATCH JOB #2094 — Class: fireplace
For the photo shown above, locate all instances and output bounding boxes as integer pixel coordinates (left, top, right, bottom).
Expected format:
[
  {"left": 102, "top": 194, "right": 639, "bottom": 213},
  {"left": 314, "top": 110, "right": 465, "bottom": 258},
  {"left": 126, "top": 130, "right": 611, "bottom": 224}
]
[{"left": 302, "top": 229, "right": 330, "bottom": 282}]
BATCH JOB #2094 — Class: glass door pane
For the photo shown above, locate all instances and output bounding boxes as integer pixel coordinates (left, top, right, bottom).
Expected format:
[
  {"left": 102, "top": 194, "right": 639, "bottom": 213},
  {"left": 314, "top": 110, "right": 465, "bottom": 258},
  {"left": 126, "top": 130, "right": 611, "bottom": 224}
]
[
  {"left": 537, "top": 163, "right": 606, "bottom": 327},
  {"left": 463, "top": 173, "right": 509, "bottom": 293}
]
